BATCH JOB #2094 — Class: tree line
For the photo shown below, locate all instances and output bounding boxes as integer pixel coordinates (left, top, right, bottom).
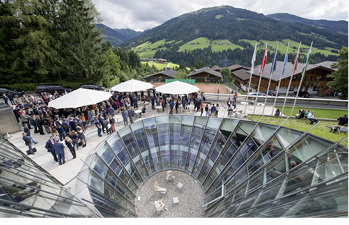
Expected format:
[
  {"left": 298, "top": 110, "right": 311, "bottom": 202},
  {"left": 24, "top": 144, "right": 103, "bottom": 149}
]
[{"left": 0, "top": 0, "right": 157, "bottom": 88}]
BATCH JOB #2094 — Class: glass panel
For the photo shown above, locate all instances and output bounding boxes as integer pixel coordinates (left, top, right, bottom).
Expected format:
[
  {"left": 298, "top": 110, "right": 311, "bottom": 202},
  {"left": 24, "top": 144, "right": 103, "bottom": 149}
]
[
  {"left": 276, "top": 127, "right": 303, "bottom": 149},
  {"left": 287, "top": 135, "right": 333, "bottom": 167},
  {"left": 90, "top": 156, "right": 108, "bottom": 178},
  {"left": 207, "top": 117, "right": 223, "bottom": 130},
  {"left": 107, "top": 134, "right": 124, "bottom": 155},
  {"left": 220, "top": 118, "right": 239, "bottom": 139},
  {"left": 97, "top": 143, "right": 115, "bottom": 165}
]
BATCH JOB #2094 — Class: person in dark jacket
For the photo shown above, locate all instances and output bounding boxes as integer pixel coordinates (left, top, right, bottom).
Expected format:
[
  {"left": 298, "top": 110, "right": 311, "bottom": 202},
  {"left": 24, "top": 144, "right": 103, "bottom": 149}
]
[
  {"left": 23, "top": 123, "right": 37, "bottom": 144},
  {"left": 64, "top": 136, "right": 76, "bottom": 159},
  {"left": 45, "top": 136, "right": 58, "bottom": 162},
  {"left": 22, "top": 132, "right": 34, "bottom": 154},
  {"left": 53, "top": 137, "right": 65, "bottom": 165},
  {"left": 35, "top": 115, "right": 44, "bottom": 135}
]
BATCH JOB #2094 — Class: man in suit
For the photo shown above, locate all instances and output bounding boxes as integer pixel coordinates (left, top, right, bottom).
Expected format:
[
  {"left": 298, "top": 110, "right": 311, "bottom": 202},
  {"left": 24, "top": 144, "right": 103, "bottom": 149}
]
[
  {"left": 53, "top": 137, "right": 65, "bottom": 165},
  {"left": 45, "top": 136, "right": 58, "bottom": 162},
  {"left": 127, "top": 107, "right": 135, "bottom": 124}
]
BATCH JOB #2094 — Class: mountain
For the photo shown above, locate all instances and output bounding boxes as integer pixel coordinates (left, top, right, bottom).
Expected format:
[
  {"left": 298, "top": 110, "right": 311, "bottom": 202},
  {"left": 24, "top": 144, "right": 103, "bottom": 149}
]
[
  {"left": 96, "top": 24, "right": 142, "bottom": 46},
  {"left": 120, "top": 6, "right": 347, "bottom": 67},
  {"left": 267, "top": 13, "right": 348, "bottom": 35}
]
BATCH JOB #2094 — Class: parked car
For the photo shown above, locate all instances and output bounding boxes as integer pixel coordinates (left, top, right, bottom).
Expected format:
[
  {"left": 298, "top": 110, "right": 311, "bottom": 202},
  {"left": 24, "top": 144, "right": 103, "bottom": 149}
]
[
  {"left": 35, "top": 84, "right": 72, "bottom": 95},
  {"left": 294, "top": 91, "right": 311, "bottom": 98},
  {"left": 80, "top": 84, "right": 105, "bottom": 91},
  {"left": 247, "top": 92, "right": 265, "bottom": 100},
  {"left": 265, "top": 90, "right": 280, "bottom": 96},
  {"left": 0, "top": 87, "right": 25, "bottom": 98}
]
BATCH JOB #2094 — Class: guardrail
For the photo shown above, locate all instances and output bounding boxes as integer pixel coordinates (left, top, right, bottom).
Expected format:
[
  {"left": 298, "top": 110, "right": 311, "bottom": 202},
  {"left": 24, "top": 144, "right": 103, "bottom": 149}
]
[{"left": 204, "top": 93, "right": 348, "bottom": 110}]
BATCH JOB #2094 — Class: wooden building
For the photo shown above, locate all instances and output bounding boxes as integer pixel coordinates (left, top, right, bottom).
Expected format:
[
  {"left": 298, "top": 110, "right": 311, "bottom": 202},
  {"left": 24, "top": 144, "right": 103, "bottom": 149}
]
[
  {"left": 144, "top": 68, "right": 177, "bottom": 82},
  {"left": 232, "top": 61, "right": 336, "bottom": 97},
  {"left": 187, "top": 68, "right": 223, "bottom": 83}
]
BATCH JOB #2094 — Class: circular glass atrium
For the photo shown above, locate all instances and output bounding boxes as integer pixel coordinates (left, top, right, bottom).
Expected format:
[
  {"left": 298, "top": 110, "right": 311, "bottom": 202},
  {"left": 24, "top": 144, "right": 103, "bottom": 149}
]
[{"left": 78, "top": 115, "right": 348, "bottom": 218}]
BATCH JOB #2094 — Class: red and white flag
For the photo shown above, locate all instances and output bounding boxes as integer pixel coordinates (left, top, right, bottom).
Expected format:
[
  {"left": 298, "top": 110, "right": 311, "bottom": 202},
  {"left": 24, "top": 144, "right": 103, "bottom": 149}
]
[
  {"left": 293, "top": 42, "right": 301, "bottom": 73},
  {"left": 259, "top": 45, "right": 268, "bottom": 75}
]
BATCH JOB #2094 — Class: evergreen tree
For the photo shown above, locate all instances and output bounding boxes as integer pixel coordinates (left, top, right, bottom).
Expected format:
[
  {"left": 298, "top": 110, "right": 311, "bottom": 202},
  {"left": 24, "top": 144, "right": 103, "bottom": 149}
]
[
  {"left": 59, "top": 0, "right": 107, "bottom": 83},
  {"left": 327, "top": 47, "right": 348, "bottom": 99}
]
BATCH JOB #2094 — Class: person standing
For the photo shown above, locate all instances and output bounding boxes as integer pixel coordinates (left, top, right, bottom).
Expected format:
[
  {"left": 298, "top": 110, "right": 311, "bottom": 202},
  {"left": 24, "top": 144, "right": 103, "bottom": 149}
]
[
  {"left": 53, "top": 137, "right": 65, "bottom": 165},
  {"left": 210, "top": 104, "right": 216, "bottom": 117},
  {"left": 151, "top": 96, "right": 155, "bottom": 110},
  {"left": 8, "top": 92, "right": 15, "bottom": 105},
  {"left": 23, "top": 123, "right": 37, "bottom": 144},
  {"left": 215, "top": 104, "right": 220, "bottom": 117},
  {"left": 121, "top": 107, "right": 128, "bottom": 126},
  {"left": 205, "top": 104, "right": 209, "bottom": 117},
  {"left": 35, "top": 115, "right": 44, "bottom": 135},
  {"left": 77, "top": 126, "right": 86, "bottom": 147},
  {"left": 169, "top": 100, "right": 174, "bottom": 114},
  {"left": 133, "top": 95, "right": 138, "bottom": 109},
  {"left": 175, "top": 100, "right": 179, "bottom": 114},
  {"left": 64, "top": 136, "right": 76, "bottom": 159},
  {"left": 45, "top": 136, "right": 58, "bottom": 162},
  {"left": 94, "top": 117, "right": 102, "bottom": 137},
  {"left": 2, "top": 93, "right": 8, "bottom": 105},
  {"left": 22, "top": 132, "right": 34, "bottom": 155},
  {"left": 128, "top": 107, "right": 135, "bottom": 124},
  {"left": 70, "top": 130, "right": 79, "bottom": 150}
]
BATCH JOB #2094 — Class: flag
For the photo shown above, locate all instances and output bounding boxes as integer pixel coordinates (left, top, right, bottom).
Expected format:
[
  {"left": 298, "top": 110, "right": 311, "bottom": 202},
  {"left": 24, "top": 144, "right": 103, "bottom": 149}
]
[
  {"left": 270, "top": 43, "right": 279, "bottom": 74},
  {"left": 301, "top": 42, "right": 313, "bottom": 76},
  {"left": 281, "top": 45, "right": 289, "bottom": 77},
  {"left": 293, "top": 42, "right": 301, "bottom": 73},
  {"left": 250, "top": 43, "right": 257, "bottom": 74},
  {"left": 259, "top": 45, "right": 268, "bottom": 75}
]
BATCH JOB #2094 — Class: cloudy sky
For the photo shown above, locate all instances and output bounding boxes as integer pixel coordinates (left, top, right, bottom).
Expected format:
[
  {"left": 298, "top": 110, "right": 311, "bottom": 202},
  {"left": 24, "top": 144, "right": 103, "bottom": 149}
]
[{"left": 92, "top": 0, "right": 348, "bottom": 31}]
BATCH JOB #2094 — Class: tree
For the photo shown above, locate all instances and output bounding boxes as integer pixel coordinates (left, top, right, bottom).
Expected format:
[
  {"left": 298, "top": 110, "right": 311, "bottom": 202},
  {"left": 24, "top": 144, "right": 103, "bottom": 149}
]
[
  {"left": 220, "top": 67, "right": 233, "bottom": 83},
  {"left": 59, "top": 0, "right": 107, "bottom": 83},
  {"left": 174, "top": 69, "right": 187, "bottom": 79},
  {"left": 327, "top": 47, "right": 348, "bottom": 99}
]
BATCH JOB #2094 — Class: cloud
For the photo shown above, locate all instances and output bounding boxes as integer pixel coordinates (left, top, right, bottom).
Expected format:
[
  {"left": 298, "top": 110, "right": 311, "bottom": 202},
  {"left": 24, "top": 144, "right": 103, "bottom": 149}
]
[{"left": 92, "top": 0, "right": 348, "bottom": 31}]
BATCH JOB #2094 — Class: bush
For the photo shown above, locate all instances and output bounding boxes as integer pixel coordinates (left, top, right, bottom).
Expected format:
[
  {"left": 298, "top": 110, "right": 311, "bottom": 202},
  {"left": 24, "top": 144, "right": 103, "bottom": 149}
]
[{"left": 2, "top": 81, "right": 87, "bottom": 91}]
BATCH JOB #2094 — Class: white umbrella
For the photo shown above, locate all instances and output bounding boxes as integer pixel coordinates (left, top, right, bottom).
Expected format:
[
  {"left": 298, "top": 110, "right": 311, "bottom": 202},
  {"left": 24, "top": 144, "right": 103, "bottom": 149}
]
[
  {"left": 111, "top": 79, "right": 153, "bottom": 92},
  {"left": 48, "top": 88, "right": 112, "bottom": 109},
  {"left": 156, "top": 81, "right": 199, "bottom": 95}
]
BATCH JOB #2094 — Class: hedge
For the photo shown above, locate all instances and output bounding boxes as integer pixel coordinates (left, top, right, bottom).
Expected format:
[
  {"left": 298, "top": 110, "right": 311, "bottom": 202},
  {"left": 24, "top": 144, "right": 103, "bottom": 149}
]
[{"left": 2, "top": 81, "right": 88, "bottom": 91}]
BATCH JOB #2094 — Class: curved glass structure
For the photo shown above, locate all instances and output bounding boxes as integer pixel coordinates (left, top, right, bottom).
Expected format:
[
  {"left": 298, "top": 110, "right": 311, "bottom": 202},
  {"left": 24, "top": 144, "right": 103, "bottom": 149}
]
[{"left": 78, "top": 116, "right": 347, "bottom": 217}]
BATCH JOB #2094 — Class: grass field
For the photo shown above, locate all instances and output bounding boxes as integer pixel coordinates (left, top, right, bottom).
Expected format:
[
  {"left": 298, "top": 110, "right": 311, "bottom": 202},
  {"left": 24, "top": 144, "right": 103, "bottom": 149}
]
[
  {"left": 280, "top": 107, "right": 347, "bottom": 119},
  {"left": 211, "top": 39, "right": 244, "bottom": 52},
  {"left": 178, "top": 37, "right": 210, "bottom": 52},
  {"left": 141, "top": 61, "right": 181, "bottom": 70},
  {"left": 247, "top": 115, "right": 348, "bottom": 147}
]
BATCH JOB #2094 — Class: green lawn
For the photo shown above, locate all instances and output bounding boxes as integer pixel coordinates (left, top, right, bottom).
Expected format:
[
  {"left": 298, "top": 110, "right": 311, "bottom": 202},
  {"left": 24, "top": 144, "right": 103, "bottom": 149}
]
[
  {"left": 247, "top": 115, "right": 348, "bottom": 147},
  {"left": 211, "top": 39, "right": 244, "bottom": 52},
  {"left": 280, "top": 107, "right": 347, "bottom": 119},
  {"left": 178, "top": 37, "right": 210, "bottom": 52},
  {"left": 141, "top": 61, "right": 182, "bottom": 70}
]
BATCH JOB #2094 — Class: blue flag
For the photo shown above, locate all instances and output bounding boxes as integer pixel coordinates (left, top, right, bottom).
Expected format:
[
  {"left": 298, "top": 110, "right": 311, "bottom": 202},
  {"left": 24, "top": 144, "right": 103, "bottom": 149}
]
[
  {"left": 281, "top": 47, "right": 288, "bottom": 77},
  {"left": 270, "top": 44, "right": 278, "bottom": 74}
]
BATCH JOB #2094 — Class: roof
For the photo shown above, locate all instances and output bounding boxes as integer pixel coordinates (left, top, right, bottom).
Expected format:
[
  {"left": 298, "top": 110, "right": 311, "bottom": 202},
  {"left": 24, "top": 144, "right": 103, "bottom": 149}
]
[
  {"left": 187, "top": 68, "right": 223, "bottom": 78},
  {"left": 145, "top": 68, "right": 177, "bottom": 79},
  {"left": 227, "top": 64, "right": 248, "bottom": 72},
  {"left": 250, "top": 61, "right": 336, "bottom": 81},
  {"left": 211, "top": 66, "right": 222, "bottom": 71},
  {"left": 232, "top": 68, "right": 250, "bottom": 81}
]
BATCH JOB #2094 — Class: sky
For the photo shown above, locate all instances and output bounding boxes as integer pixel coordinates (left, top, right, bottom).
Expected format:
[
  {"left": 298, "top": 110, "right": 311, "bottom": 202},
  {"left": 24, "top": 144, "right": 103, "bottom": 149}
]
[{"left": 91, "top": 0, "right": 348, "bottom": 31}]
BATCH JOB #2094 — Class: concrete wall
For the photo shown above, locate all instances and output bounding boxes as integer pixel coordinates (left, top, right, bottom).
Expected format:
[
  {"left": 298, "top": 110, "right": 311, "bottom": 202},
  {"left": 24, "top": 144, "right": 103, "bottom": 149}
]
[{"left": 0, "top": 103, "right": 21, "bottom": 135}]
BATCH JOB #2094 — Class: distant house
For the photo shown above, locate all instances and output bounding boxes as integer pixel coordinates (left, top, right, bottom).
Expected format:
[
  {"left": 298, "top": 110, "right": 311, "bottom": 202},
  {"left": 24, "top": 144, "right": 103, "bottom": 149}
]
[
  {"left": 211, "top": 65, "right": 222, "bottom": 72},
  {"left": 187, "top": 68, "right": 223, "bottom": 83},
  {"left": 144, "top": 68, "right": 177, "bottom": 82},
  {"left": 243, "top": 61, "right": 336, "bottom": 96}
]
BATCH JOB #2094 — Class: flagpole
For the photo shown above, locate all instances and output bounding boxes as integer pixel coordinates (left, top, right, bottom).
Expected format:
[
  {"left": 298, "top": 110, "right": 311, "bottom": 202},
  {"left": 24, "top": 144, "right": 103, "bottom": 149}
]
[
  {"left": 281, "top": 42, "right": 301, "bottom": 116},
  {"left": 290, "top": 41, "right": 313, "bottom": 116},
  {"left": 244, "top": 43, "right": 257, "bottom": 115},
  {"left": 253, "top": 42, "right": 268, "bottom": 115},
  {"left": 272, "top": 42, "right": 289, "bottom": 116},
  {"left": 262, "top": 42, "right": 279, "bottom": 116}
]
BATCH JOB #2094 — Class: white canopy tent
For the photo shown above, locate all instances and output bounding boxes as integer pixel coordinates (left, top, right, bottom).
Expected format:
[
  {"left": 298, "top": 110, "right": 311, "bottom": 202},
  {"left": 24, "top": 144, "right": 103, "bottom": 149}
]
[
  {"left": 48, "top": 88, "right": 112, "bottom": 109},
  {"left": 111, "top": 79, "right": 153, "bottom": 92},
  {"left": 155, "top": 81, "right": 199, "bottom": 95}
]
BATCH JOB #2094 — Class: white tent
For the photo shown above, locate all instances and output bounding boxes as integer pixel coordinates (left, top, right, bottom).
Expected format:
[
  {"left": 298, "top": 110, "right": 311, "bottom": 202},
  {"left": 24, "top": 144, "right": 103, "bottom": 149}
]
[
  {"left": 111, "top": 79, "right": 153, "bottom": 92},
  {"left": 155, "top": 81, "right": 199, "bottom": 95},
  {"left": 48, "top": 88, "right": 112, "bottom": 109}
]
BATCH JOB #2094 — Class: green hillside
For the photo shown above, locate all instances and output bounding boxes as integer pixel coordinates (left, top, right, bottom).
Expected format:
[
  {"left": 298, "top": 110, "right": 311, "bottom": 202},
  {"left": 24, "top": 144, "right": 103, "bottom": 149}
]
[{"left": 122, "top": 6, "right": 346, "bottom": 67}]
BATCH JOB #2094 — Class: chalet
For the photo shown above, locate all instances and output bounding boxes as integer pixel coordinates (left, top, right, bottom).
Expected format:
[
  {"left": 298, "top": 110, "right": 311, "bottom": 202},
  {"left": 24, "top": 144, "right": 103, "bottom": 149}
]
[
  {"left": 187, "top": 68, "right": 223, "bottom": 83},
  {"left": 236, "top": 61, "right": 337, "bottom": 96},
  {"left": 144, "top": 68, "right": 177, "bottom": 82}
]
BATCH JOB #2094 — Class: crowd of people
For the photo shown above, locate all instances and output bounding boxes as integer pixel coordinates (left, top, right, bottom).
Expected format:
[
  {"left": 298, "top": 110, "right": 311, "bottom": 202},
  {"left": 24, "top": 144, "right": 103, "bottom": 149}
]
[{"left": 296, "top": 109, "right": 319, "bottom": 124}]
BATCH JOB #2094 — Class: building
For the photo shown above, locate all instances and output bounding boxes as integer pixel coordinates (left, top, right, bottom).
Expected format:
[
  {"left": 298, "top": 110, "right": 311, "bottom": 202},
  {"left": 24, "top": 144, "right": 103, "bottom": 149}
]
[
  {"left": 144, "top": 68, "right": 177, "bottom": 82},
  {"left": 1, "top": 115, "right": 347, "bottom": 218},
  {"left": 187, "top": 68, "right": 223, "bottom": 83},
  {"left": 234, "top": 61, "right": 337, "bottom": 96}
]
